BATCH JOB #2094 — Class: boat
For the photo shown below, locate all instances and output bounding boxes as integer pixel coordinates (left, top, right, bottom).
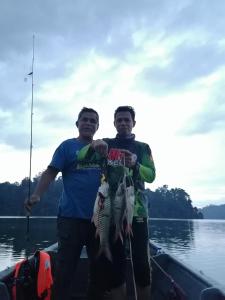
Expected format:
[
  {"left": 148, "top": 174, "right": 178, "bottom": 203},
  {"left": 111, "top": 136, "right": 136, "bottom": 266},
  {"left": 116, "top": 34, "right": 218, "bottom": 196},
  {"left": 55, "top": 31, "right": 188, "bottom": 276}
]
[{"left": 0, "top": 241, "right": 225, "bottom": 300}]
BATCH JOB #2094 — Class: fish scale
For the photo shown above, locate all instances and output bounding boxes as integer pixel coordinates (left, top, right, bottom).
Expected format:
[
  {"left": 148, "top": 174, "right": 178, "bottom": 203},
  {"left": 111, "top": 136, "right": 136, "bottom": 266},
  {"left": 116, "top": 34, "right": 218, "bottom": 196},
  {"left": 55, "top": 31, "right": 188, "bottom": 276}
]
[
  {"left": 124, "top": 184, "right": 135, "bottom": 236},
  {"left": 112, "top": 178, "right": 127, "bottom": 242},
  {"left": 92, "top": 181, "right": 112, "bottom": 261},
  {"left": 92, "top": 172, "right": 135, "bottom": 260}
]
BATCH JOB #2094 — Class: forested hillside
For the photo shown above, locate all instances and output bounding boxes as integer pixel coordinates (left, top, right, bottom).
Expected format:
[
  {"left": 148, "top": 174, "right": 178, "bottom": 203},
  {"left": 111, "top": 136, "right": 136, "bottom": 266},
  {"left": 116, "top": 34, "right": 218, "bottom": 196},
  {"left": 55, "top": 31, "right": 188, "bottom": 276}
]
[
  {"left": 200, "top": 204, "right": 225, "bottom": 219},
  {"left": 0, "top": 176, "right": 62, "bottom": 216},
  {"left": 0, "top": 176, "right": 203, "bottom": 219},
  {"left": 147, "top": 185, "right": 202, "bottom": 219}
]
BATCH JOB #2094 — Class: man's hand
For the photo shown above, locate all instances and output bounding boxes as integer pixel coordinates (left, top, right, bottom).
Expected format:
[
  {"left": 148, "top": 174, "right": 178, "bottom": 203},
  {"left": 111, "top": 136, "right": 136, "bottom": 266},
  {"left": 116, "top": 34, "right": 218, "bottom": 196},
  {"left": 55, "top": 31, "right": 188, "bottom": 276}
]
[
  {"left": 91, "top": 139, "right": 108, "bottom": 157},
  {"left": 120, "top": 149, "right": 137, "bottom": 168},
  {"left": 24, "top": 194, "right": 40, "bottom": 215}
]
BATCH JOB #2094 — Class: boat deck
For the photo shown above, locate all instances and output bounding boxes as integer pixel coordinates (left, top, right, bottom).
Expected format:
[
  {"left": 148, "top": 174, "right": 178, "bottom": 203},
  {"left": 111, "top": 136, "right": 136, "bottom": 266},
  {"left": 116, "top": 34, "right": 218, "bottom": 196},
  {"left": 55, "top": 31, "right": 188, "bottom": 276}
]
[{"left": 1, "top": 242, "right": 225, "bottom": 300}]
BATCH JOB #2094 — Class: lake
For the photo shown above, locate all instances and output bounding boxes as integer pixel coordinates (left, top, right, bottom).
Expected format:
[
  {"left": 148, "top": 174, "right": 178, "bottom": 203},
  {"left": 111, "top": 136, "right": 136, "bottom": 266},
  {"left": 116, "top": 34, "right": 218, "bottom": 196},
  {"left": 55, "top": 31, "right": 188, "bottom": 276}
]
[{"left": 0, "top": 217, "right": 225, "bottom": 287}]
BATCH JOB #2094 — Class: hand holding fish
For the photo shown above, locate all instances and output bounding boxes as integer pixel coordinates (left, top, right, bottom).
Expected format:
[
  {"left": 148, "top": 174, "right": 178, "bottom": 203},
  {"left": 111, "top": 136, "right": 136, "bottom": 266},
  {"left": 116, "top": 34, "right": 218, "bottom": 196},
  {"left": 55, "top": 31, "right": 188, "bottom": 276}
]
[
  {"left": 91, "top": 139, "right": 108, "bottom": 157},
  {"left": 120, "top": 149, "right": 137, "bottom": 168}
]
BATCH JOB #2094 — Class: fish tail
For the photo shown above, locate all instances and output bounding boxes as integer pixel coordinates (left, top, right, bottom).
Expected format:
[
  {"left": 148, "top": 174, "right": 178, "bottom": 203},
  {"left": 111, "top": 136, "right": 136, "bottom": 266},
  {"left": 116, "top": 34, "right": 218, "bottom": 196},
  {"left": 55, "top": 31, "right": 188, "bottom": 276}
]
[
  {"left": 91, "top": 214, "right": 96, "bottom": 224},
  {"left": 114, "top": 230, "right": 124, "bottom": 243},
  {"left": 97, "top": 246, "right": 112, "bottom": 262},
  {"left": 119, "top": 231, "right": 124, "bottom": 243},
  {"left": 125, "top": 224, "right": 133, "bottom": 237}
]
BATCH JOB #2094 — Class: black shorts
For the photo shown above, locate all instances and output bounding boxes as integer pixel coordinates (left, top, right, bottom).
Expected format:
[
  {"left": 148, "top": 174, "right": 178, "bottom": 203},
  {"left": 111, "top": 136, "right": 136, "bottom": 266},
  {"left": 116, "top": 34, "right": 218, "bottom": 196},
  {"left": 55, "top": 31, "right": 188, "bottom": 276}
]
[
  {"left": 56, "top": 217, "right": 95, "bottom": 300},
  {"left": 131, "top": 217, "right": 151, "bottom": 287},
  {"left": 89, "top": 217, "right": 151, "bottom": 293}
]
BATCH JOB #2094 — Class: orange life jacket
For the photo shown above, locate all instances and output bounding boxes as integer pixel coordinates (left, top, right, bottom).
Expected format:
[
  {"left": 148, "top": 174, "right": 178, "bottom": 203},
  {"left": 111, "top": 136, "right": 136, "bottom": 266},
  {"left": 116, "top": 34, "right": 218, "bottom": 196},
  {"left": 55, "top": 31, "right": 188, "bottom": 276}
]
[
  {"left": 36, "top": 251, "right": 53, "bottom": 300},
  {"left": 12, "top": 251, "right": 53, "bottom": 300},
  {"left": 12, "top": 260, "right": 23, "bottom": 300}
]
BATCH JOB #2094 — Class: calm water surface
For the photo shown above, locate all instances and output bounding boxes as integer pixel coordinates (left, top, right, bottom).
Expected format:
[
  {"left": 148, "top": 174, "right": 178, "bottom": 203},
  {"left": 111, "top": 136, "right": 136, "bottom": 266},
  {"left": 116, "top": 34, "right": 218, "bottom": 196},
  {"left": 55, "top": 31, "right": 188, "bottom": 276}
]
[{"left": 0, "top": 217, "right": 225, "bottom": 287}]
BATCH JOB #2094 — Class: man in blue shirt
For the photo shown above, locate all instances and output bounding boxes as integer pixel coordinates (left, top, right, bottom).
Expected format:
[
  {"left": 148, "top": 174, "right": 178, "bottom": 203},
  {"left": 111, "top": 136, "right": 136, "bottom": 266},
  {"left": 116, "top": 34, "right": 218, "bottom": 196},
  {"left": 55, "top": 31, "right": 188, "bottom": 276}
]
[{"left": 25, "top": 107, "right": 103, "bottom": 300}]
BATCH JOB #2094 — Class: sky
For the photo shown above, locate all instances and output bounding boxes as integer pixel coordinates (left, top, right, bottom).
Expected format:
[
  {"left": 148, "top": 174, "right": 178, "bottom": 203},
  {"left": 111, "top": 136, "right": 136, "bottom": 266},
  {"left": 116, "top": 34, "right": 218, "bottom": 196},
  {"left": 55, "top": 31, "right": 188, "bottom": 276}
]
[{"left": 0, "top": 0, "right": 225, "bottom": 208}]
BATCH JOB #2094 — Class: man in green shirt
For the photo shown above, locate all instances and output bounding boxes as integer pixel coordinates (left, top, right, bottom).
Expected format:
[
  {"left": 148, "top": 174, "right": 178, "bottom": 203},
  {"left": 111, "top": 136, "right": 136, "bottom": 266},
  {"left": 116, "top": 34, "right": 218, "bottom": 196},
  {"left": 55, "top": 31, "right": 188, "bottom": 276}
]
[{"left": 87, "top": 106, "right": 156, "bottom": 300}]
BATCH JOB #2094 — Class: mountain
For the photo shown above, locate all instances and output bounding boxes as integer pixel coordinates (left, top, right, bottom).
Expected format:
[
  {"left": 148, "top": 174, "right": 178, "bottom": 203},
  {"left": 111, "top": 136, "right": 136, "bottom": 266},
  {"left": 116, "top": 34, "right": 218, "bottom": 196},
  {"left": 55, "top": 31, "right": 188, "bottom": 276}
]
[{"left": 200, "top": 204, "right": 225, "bottom": 219}]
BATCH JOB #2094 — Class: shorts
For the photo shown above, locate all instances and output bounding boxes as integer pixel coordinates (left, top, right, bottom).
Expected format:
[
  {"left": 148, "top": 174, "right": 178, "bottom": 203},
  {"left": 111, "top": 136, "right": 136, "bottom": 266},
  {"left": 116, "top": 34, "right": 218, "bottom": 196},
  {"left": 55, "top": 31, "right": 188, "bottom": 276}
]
[
  {"left": 56, "top": 217, "right": 95, "bottom": 300},
  {"left": 131, "top": 217, "right": 151, "bottom": 287}
]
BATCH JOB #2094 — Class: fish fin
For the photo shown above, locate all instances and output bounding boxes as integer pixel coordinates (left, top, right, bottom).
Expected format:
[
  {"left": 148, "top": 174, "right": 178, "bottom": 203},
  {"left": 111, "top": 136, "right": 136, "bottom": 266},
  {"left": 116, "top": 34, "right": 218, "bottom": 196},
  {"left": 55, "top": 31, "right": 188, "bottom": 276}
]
[
  {"left": 97, "top": 247, "right": 112, "bottom": 262},
  {"left": 91, "top": 215, "right": 95, "bottom": 223},
  {"left": 119, "top": 232, "right": 124, "bottom": 243},
  {"left": 130, "top": 228, "right": 134, "bottom": 237},
  {"left": 92, "top": 215, "right": 98, "bottom": 227},
  {"left": 95, "top": 228, "right": 100, "bottom": 238},
  {"left": 114, "top": 230, "right": 123, "bottom": 244},
  {"left": 125, "top": 224, "right": 133, "bottom": 237}
]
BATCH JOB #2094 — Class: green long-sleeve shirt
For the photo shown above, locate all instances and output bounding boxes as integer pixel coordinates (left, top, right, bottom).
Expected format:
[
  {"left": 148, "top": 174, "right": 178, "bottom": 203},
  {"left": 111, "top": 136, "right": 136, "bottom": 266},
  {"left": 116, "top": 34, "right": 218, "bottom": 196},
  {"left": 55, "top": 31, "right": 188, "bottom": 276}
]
[{"left": 77, "top": 135, "right": 156, "bottom": 217}]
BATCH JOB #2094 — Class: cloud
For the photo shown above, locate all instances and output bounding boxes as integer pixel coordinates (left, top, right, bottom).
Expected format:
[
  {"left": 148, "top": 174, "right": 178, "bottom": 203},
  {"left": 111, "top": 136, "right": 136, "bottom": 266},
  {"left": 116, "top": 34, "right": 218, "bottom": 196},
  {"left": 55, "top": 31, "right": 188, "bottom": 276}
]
[
  {"left": 2, "top": 132, "right": 30, "bottom": 150},
  {"left": 0, "top": 108, "right": 30, "bottom": 149},
  {"left": 1, "top": 0, "right": 225, "bottom": 207},
  {"left": 138, "top": 39, "right": 225, "bottom": 93},
  {"left": 185, "top": 109, "right": 225, "bottom": 135},
  {"left": 181, "top": 78, "right": 225, "bottom": 135},
  {"left": 1, "top": 0, "right": 224, "bottom": 113},
  {"left": 0, "top": 57, "right": 31, "bottom": 111},
  {"left": 168, "top": 1, "right": 225, "bottom": 39}
]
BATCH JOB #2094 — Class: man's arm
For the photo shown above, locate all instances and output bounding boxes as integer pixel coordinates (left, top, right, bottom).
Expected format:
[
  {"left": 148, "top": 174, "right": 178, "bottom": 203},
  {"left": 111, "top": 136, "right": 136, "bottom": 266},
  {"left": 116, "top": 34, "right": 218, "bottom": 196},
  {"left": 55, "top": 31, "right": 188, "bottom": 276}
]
[
  {"left": 136, "top": 156, "right": 155, "bottom": 183},
  {"left": 136, "top": 145, "right": 156, "bottom": 183},
  {"left": 121, "top": 145, "right": 156, "bottom": 183},
  {"left": 77, "top": 140, "right": 108, "bottom": 160},
  {"left": 24, "top": 167, "right": 59, "bottom": 214},
  {"left": 77, "top": 140, "right": 156, "bottom": 183}
]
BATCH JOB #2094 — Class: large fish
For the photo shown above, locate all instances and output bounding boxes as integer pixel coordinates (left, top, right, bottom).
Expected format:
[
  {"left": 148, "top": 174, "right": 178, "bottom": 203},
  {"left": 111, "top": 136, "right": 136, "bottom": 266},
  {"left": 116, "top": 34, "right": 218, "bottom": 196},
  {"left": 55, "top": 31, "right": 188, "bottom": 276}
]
[
  {"left": 92, "top": 181, "right": 112, "bottom": 261},
  {"left": 112, "top": 179, "right": 127, "bottom": 242},
  {"left": 124, "top": 182, "right": 135, "bottom": 236}
]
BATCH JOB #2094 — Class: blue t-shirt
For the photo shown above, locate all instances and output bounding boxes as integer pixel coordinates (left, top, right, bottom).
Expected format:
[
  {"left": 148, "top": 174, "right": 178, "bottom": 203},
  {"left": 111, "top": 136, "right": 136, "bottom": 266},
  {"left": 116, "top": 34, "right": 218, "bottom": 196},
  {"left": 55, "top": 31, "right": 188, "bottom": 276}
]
[{"left": 49, "top": 138, "right": 101, "bottom": 219}]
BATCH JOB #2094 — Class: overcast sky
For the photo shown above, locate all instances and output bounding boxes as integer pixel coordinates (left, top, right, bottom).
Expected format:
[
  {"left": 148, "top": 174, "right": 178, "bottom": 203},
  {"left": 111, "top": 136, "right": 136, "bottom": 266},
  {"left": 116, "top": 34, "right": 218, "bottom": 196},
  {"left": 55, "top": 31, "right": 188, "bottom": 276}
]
[{"left": 0, "top": 0, "right": 225, "bottom": 208}]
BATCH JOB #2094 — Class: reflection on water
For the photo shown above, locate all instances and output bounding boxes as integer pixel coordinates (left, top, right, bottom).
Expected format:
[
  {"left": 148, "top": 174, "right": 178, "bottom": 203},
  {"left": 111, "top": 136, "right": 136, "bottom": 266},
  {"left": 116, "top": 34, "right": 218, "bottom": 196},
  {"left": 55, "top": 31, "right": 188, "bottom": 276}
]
[
  {"left": 1, "top": 217, "right": 225, "bottom": 288},
  {"left": 150, "top": 218, "right": 194, "bottom": 251},
  {"left": 149, "top": 218, "right": 225, "bottom": 287},
  {"left": 0, "top": 217, "right": 57, "bottom": 270}
]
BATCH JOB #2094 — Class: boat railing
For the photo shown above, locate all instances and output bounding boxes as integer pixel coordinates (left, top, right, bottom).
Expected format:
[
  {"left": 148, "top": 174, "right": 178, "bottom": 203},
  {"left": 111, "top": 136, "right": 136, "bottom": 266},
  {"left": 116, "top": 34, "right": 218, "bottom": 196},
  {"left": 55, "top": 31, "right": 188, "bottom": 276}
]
[{"left": 150, "top": 241, "right": 225, "bottom": 299}]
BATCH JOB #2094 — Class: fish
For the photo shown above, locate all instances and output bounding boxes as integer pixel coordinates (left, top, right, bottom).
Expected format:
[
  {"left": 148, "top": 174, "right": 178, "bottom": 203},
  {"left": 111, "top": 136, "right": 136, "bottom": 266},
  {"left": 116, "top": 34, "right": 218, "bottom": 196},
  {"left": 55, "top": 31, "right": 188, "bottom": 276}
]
[
  {"left": 92, "top": 173, "right": 135, "bottom": 259},
  {"left": 112, "top": 179, "right": 127, "bottom": 242},
  {"left": 124, "top": 183, "right": 135, "bottom": 236},
  {"left": 92, "top": 181, "right": 112, "bottom": 261},
  {"left": 92, "top": 180, "right": 109, "bottom": 225}
]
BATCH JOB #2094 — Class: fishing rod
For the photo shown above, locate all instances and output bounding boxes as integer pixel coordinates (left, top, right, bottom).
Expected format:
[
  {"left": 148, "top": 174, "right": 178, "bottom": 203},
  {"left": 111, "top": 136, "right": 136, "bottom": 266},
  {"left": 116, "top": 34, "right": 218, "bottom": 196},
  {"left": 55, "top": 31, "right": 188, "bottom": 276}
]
[{"left": 26, "top": 34, "right": 35, "bottom": 242}]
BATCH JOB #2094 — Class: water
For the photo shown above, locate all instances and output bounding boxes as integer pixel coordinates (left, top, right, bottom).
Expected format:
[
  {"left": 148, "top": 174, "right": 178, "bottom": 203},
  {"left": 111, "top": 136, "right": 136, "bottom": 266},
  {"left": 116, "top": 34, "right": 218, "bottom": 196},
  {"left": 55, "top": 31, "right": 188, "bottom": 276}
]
[
  {"left": 150, "top": 219, "right": 225, "bottom": 287},
  {"left": 0, "top": 217, "right": 57, "bottom": 270},
  {"left": 0, "top": 217, "right": 225, "bottom": 287}
]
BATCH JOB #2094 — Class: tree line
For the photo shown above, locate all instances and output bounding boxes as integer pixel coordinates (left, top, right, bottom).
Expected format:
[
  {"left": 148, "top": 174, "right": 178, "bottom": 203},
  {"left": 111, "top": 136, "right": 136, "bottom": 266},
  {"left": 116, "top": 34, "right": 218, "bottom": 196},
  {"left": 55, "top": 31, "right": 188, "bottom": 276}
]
[
  {"left": 147, "top": 185, "right": 203, "bottom": 219},
  {"left": 0, "top": 176, "right": 203, "bottom": 219}
]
